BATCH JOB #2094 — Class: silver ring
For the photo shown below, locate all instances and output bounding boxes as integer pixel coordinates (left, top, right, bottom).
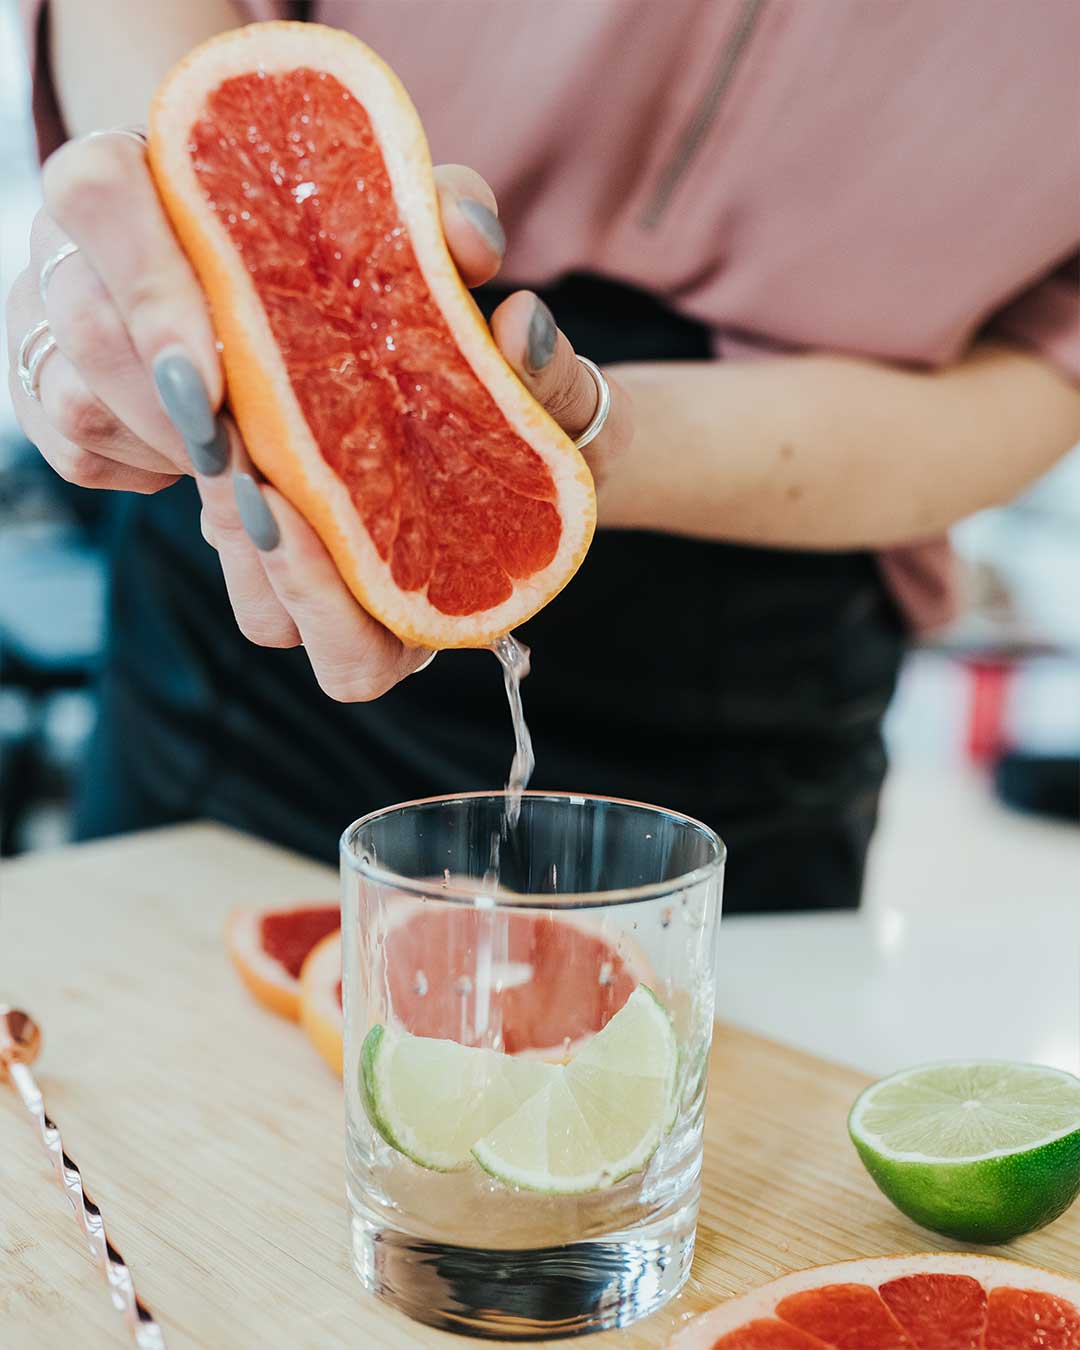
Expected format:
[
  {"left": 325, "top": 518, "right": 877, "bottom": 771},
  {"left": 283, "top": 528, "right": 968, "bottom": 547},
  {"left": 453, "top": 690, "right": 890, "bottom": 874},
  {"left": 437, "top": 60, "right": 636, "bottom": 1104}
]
[
  {"left": 38, "top": 241, "right": 80, "bottom": 303},
  {"left": 85, "top": 125, "right": 148, "bottom": 149},
  {"left": 17, "top": 319, "right": 58, "bottom": 401},
  {"left": 572, "top": 355, "right": 611, "bottom": 451}
]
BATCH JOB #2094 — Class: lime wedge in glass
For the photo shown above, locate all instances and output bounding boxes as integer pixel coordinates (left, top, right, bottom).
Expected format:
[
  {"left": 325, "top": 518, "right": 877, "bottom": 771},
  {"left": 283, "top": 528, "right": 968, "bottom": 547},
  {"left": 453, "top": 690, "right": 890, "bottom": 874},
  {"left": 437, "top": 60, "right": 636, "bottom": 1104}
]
[
  {"left": 360, "top": 1024, "right": 559, "bottom": 1170},
  {"left": 471, "top": 985, "right": 677, "bottom": 1194}
]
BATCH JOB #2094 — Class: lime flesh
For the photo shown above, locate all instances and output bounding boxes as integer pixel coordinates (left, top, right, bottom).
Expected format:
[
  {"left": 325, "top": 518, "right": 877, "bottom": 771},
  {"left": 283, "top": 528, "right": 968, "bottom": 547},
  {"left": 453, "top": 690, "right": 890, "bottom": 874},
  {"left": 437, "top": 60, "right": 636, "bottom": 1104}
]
[{"left": 471, "top": 985, "right": 677, "bottom": 1194}]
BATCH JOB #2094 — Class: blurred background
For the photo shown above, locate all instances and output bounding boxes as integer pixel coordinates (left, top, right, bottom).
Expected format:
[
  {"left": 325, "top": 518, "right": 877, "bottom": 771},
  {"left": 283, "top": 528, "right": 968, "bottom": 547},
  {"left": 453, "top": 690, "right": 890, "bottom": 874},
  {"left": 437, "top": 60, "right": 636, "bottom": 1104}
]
[{"left": 2, "top": 2, "right": 1077, "bottom": 1074}]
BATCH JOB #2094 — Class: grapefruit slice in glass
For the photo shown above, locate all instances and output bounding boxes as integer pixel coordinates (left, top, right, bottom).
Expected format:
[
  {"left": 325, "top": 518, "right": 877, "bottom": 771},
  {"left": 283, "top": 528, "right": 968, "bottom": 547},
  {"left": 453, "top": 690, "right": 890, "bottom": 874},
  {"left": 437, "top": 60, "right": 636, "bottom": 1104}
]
[
  {"left": 379, "top": 904, "right": 652, "bottom": 1059},
  {"left": 293, "top": 906, "right": 652, "bottom": 1079},
  {"left": 668, "top": 1253, "right": 1080, "bottom": 1350},
  {"left": 149, "top": 21, "right": 596, "bottom": 648}
]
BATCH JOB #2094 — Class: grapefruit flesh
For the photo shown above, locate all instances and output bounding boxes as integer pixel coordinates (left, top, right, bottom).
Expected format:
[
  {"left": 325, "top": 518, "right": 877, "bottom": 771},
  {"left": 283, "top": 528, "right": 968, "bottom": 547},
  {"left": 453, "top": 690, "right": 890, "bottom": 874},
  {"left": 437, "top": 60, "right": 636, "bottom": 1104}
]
[
  {"left": 775, "top": 1285, "right": 913, "bottom": 1348},
  {"left": 879, "top": 1274, "right": 987, "bottom": 1350},
  {"left": 150, "top": 23, "right": 595, "bottom": 647},
  {"left": 382, "top": 907, "right": 644, "bottom": 1056},
  {"left": 984, "top": 1288, "right": 1080, "bottom": 1349},
  {"left": 226, "top": 902, "right": 338, "bottom": 1020},
  {"left": 260, "top": 904, "right": 340, "bottom": 979},
  {"left": 668, "top": 1254, "right": 1080, "bottom": 1350}
]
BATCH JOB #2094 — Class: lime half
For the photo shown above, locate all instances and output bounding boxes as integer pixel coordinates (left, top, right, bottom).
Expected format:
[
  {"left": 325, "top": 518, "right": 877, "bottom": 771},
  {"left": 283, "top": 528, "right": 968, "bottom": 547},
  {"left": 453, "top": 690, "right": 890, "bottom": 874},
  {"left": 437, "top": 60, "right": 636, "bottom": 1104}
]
[
  {"left": 360, "top": 1024, "right": 558, "bottom": 1170},
  {"left": 849, "top": 1060, "right": 1080, "bottom": 1243},
  {"left": 471, "top": 985, "right": 677, "bottom": 1194}
]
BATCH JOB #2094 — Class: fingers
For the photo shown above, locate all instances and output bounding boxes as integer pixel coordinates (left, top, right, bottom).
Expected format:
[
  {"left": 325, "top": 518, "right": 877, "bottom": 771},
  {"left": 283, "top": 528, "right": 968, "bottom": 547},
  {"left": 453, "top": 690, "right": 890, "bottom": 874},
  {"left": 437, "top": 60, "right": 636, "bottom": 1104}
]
[
  {"left": 491, "top": 291, "right": 595, "bottom": 432},
  {"left": 489, "top": 291, "right": 634, "bottom": 483},
  {"left": 196, "top": 429, "right": 431, "bottom": 696},
  {"left": 37, "top": 351, "right": 179, "bottom": 476},
  {"left": 434, "top": 163, "right": 505, "bottom": 289},
  {"left": 42, "top": 132, "right": 222, "bottom": 404},
  {"left": 7, "top": 369, "right": 178, "bottom": 495},
  {"left": 5, "top": 230, "right": 182, "bottom": 488},
  {"left": 194, "top": 422, "right": 301, "bottom": 650},
  {"left": 249, "top": 484, "right": 433, "bottom": 700},
  {"left": 38, "top": 213, "right": 190, "bottom": 467}
]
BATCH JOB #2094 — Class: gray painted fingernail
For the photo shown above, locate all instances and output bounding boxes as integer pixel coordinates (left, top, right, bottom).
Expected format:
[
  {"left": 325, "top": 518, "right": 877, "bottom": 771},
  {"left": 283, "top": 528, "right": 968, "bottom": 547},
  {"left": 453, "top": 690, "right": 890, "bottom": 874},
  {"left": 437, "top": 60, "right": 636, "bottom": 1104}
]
[
  {"left": 154, "top": 349, "right": 228, "bottom": 476},
  {"left": 186, "top": 421, "right": 229, "bottom": 477},
  {"left": 526, "top": 297, "right": 557, "bottom": 372},
  {"left": 233, "top": 473, "right": 279, "bottom": 552},
  {"left": 458, "top": 198, "right": 506, "bottom": 257}
]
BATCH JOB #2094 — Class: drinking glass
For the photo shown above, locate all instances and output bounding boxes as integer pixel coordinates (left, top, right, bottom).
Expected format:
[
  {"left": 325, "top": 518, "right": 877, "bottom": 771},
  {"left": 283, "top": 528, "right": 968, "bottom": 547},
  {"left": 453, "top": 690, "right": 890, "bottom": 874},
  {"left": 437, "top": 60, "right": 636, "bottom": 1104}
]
[{"left": 342, "top": 791, "right": 724, "bottom": 1339}]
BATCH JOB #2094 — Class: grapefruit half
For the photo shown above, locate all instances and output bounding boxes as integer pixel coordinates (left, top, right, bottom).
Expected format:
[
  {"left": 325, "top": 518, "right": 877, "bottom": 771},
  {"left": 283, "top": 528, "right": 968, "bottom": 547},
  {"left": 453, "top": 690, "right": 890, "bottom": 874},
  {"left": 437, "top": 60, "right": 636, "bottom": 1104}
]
[
  {"left": 149, "top": 22, "right": 595, "bottom": 647},
  {"left": 668, "top": 1253, "right": 1080, "bottom": 1350},
  {"left": 225, "top": 901, "right": 339, "bottom": 1021}
]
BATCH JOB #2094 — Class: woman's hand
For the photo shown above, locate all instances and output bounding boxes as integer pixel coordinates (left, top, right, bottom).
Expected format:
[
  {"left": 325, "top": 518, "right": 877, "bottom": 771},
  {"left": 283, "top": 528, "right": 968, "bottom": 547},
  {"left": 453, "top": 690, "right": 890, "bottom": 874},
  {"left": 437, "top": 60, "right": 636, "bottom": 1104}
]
[{"left": 5, "top": 134, "right": 631, "bottom": 699}]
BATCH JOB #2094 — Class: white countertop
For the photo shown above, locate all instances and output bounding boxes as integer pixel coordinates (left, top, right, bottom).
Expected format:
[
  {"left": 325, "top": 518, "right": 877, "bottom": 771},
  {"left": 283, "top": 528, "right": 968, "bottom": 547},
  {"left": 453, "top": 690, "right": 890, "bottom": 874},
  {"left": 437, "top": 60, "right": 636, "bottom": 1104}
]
[{"left": 716, "top": 764, "right": 1080, "bottom": 1078}]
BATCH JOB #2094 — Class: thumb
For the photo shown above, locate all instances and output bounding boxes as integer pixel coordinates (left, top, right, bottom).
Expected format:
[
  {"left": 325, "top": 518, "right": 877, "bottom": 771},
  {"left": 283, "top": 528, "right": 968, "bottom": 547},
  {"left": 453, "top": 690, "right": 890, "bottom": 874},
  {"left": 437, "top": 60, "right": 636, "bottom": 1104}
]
[
  {"left": 491, "top": 291, "right": 595, "bottom": 435},
  {"left": 489, "top": 291, "right": 632, "bottom": 475}
]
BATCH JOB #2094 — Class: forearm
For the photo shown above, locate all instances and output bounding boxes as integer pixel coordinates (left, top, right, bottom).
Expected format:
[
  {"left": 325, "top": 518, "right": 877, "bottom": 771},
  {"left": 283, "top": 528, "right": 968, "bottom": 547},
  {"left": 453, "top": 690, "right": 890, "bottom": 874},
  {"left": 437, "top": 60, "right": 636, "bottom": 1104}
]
[
  {"left": 602, "top": 342, "right": 1080, "bottom": 549},
  {"left": 49, "top": 0, "right": 242, "bottom": 136}
]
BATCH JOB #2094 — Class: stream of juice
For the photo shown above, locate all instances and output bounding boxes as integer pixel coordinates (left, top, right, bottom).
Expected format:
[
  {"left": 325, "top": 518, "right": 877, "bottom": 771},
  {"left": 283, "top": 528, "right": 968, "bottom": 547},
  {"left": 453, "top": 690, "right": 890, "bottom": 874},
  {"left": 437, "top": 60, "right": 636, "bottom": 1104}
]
[
  {"left": 491, "top": 632, "right": 535, "bottom": 826},
  {"left": 469, "top": 632, "right": 534, "bottom": 1045}
]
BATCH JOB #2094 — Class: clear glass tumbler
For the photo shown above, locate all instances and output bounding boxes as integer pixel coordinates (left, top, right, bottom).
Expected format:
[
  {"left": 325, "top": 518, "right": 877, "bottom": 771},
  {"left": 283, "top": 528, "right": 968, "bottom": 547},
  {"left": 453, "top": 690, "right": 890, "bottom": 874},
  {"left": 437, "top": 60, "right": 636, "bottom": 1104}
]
[{"left": 342, "top": 792, "right": 724, "bottom": 1339}]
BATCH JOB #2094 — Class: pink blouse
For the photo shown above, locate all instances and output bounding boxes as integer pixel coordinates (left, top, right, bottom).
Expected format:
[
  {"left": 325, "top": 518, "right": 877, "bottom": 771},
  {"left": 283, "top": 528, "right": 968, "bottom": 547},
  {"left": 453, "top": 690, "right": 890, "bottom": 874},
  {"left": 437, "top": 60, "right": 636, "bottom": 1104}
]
[{"left": 20, "top": 0, "right": 1080, "bottom": 631}]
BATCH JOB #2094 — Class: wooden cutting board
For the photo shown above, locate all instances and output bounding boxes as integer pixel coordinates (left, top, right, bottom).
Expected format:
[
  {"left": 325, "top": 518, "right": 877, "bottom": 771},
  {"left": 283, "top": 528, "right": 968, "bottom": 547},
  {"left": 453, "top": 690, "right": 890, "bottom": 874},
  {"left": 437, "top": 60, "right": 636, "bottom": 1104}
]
[{"left": 2, "top": 823, "right": 1077, "bottom": 1348}]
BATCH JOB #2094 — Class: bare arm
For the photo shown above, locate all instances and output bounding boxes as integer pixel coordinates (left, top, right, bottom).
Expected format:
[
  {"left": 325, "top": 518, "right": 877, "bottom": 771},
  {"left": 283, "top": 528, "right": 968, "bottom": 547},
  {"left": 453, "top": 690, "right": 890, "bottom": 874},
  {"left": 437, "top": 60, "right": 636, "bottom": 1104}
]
[
  {"left": 48, "top": 0, "right": 243, "bottom": 134},
  {"left": 598, "top": 341, "right": 1080, "bottom": 549}
]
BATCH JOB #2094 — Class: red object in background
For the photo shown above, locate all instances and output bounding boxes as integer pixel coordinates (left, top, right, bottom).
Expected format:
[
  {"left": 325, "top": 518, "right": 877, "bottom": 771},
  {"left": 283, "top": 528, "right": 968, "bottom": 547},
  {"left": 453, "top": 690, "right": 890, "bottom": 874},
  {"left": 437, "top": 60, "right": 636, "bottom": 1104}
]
[{"left": 962, "top": 659, "right": 1014, "bottom": 764}]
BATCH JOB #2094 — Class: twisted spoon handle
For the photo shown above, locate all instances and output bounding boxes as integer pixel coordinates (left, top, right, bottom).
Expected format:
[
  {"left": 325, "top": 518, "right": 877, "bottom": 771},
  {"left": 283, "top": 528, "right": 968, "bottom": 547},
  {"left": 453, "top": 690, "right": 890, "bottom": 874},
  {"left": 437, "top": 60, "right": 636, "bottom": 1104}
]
[{"left": 10, "top": 1061, "right": 167, "bottom": 1349}]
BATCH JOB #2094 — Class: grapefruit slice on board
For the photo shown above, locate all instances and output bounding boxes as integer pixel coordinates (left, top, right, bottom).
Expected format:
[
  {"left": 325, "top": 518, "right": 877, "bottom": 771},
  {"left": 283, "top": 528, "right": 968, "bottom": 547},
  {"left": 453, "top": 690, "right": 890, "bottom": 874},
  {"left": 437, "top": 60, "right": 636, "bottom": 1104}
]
[
  {"left": 226, "top": 902, "right": 339, "bottom": 1020},
  {"left": 668, "top": 1253, "right": 1080, "bottom": 1350},
  {"left": 299, "top": 930, "right": 344, "bottom": 1076},
  {"left": 149, "top": 22, "right": 596, "bottom": 648}
]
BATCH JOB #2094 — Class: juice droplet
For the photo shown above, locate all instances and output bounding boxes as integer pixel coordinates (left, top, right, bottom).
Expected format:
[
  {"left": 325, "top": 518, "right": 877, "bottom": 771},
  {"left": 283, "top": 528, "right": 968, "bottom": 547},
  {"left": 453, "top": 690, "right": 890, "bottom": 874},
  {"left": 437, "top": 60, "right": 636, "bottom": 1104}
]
[
  {"left": 660, "top": 906, "right": 673, "bottom": 928},
  {"left": 413, "top": 970, "right": 429, "bottom": 997},
  {"left": 598, "top": 961, "right": 614, "bottom": 987},
  {"left": 454, "top": 975, "right": 473, "bottom": 997}
]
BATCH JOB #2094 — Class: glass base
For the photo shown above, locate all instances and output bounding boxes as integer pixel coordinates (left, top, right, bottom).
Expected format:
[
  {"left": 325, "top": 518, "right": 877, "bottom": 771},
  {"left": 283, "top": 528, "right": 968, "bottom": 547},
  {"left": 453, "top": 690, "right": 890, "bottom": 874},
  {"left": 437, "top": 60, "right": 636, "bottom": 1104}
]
[{"left": 349, "top": 1194, "right": 698, "bottom": 1340}]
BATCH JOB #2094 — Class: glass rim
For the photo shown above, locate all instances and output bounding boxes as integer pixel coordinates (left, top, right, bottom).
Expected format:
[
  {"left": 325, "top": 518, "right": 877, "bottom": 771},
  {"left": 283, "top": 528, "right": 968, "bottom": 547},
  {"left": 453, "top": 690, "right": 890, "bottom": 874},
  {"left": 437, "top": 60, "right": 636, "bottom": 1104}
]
[{"left": 339, "top": 789, "right": 726, "bottom": 909}]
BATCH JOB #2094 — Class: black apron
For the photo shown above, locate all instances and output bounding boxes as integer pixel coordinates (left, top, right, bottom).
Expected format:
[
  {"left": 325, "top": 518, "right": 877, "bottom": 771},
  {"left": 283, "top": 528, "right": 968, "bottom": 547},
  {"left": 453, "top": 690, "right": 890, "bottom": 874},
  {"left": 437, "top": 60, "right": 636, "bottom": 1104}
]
[{"left": 76, "top": 274, "right": 905, "bottom": 913}]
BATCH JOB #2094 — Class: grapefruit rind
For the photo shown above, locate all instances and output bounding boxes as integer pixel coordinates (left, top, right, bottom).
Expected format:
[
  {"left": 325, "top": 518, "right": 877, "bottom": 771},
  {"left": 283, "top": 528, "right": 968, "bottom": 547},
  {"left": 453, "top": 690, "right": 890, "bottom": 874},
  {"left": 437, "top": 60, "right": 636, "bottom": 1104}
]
[
  {"left": 225, "top": 905, "right": 306, "bottom": 1021},
  {"left": 848, "top": 1060, "right": 1080, "bottom": 1243},
  {"left": 298, "top": 930, "right": 344, "bottom": 1076},
  {"left": 470, "top": 985, "right": 677, "bottom": 1195},
  {"left": 149, "top": 22, "right": 596, "bottom": 649},
  {"left": 667, "top": 1253, "right": 1080, "bottom": 1349}
]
